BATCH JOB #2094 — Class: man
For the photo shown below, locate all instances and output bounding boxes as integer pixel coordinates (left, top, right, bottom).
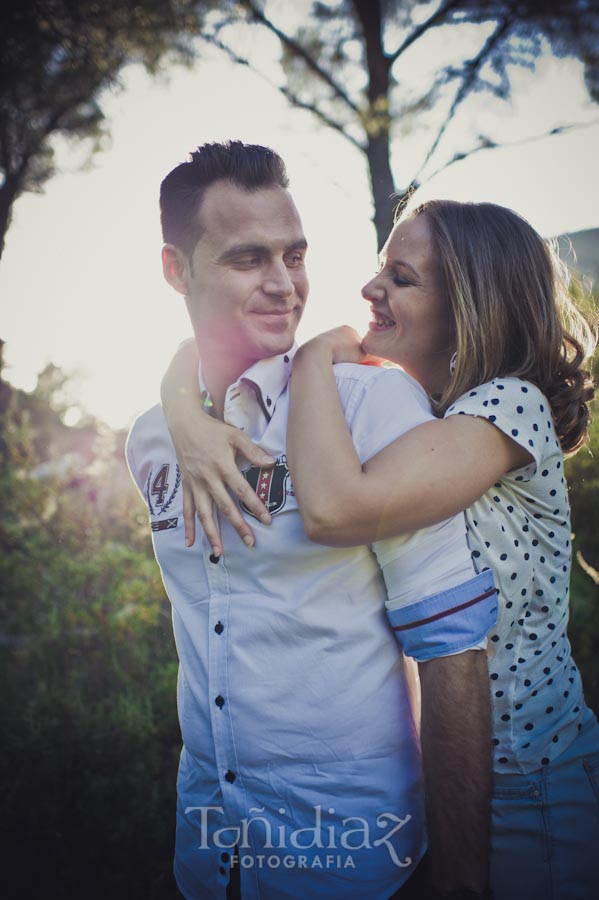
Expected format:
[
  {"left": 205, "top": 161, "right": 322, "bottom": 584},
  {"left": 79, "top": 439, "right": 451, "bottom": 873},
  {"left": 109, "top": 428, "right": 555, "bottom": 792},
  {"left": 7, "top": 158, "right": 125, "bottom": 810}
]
[{"left": 126, "top": 141, "right": 496, "bottom": 900}]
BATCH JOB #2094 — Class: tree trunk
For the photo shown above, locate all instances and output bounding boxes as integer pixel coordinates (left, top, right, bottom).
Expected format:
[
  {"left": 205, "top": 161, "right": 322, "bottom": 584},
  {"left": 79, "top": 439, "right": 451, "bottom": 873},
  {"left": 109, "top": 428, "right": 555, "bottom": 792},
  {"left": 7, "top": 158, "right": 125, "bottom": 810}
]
[
  {"left": 0, "top": 180, "right": 18, "bottom": 262},
  {"left": 351, "top": 0, "right": 396, "bottom": 250},
  {"left": 365, "top": 133, "right": 397, "bottom": 251}
]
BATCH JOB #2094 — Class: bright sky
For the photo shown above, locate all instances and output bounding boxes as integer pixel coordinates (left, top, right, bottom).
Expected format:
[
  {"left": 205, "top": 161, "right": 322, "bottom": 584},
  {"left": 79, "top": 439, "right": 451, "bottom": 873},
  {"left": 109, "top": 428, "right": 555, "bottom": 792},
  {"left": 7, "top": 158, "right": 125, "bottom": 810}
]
[{"left": 1, "top": 33, "right": 597, "bottom": 429}]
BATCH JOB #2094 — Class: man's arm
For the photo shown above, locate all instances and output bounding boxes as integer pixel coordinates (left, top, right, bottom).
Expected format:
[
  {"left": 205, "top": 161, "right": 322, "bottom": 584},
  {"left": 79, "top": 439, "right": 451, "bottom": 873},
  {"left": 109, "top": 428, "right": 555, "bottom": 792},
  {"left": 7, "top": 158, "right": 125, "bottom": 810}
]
[
  {"left": 383, "top": 565, "right": 496, "bottom": 898},
  {"left": 419, "top": 650, "right": 492, "bottom": 897}
]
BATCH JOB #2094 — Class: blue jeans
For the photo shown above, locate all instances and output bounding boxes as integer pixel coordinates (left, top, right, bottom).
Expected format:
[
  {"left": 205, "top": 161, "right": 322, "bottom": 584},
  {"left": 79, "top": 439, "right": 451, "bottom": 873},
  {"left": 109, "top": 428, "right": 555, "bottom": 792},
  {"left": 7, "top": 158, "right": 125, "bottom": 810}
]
[{"left": 490, "top": 708, "right": 599, "bottom": 900}]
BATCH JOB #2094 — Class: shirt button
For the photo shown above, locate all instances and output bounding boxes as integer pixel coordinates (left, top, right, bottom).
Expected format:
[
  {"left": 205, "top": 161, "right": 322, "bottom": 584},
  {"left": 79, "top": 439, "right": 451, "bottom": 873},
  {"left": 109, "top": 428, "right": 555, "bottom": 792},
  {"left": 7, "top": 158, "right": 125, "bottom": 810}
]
[
  {"left": 214, "top": 622, "right": 224, "bottom": 635},
  {"left": 215, "top": 695, "right": 225, "bottom": 708},
  {"left": 221, "top": 852, "right": 230, "bottom": 863},
  {"left": 219, "top": 866, "right": 226, "bottom": 875},
  {"left": 225, "top": 770, "right": 236, "bottom": 783},
  {"left": 209, "top": 553, "right": 220, "bottom": 564}
]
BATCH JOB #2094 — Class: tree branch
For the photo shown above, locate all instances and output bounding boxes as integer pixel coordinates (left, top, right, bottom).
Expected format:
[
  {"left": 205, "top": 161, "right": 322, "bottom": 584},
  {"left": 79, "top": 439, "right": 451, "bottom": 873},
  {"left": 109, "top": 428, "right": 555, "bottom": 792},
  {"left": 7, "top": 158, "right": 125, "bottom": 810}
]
[
  {"left": 411, "top": 16, "right": 513, "bottom": 186},
  {"left": 422, "top": 118, "right": 599, "bottom": 185},
  {"left": 389, "top": 0, "right": 463, "bottom": 65},
  {"left": 278, "top": 87, "right": 364, "bottom": 150},
  {"left": 239, "top": 0, "right": 361, "bottom": 116},
  {"left": 199, "top": 34, "right": 363, "bottom": 151},
  {"left": 576, "top": 549, "right": 599, "bottom": 586}
]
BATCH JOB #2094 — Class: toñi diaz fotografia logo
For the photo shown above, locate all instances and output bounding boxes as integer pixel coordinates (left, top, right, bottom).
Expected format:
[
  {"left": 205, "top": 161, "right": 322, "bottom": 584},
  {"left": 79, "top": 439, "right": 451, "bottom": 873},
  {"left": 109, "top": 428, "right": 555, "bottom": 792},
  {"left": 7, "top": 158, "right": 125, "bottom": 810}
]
[{"left": 184, "top": 804, "right": 414, "bottom": 870}]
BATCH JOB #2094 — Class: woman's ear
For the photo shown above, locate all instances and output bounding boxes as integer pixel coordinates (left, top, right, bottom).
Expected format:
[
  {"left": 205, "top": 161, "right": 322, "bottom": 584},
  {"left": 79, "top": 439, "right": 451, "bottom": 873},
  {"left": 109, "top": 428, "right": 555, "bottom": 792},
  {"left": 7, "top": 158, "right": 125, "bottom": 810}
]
[{"left": 162, "top": 244, "right": 189, "bottom": 296}]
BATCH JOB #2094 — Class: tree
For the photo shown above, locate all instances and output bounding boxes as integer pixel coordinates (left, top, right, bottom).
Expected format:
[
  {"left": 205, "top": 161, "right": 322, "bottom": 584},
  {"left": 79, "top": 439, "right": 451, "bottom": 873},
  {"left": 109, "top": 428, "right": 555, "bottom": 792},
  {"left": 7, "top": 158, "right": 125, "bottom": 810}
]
[
  {"left": 208, "top": 0, "right": 599, "bottom": 247},
  {"left": 0, "top": 0, "right": 217, "bottom": 260},
  {"left": 566, "top": 361, "right": 599, "bottom": 719},
  {"left": 0, "top": 356, "right": 182, "bottom": 899},
  {"left": 2, "top": 2, "right": 598, "bottom": 259}
]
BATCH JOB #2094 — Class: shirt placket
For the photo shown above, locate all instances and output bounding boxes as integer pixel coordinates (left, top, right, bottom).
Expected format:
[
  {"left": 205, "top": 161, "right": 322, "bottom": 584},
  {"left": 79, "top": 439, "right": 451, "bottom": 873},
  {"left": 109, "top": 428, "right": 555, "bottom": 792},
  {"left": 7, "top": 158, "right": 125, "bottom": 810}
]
[
  {"left": 203, "top": 381, "right": 265, "bottom": 896},
  {"left": 204, "top": 545, "right": 247, "bottom": 892}
]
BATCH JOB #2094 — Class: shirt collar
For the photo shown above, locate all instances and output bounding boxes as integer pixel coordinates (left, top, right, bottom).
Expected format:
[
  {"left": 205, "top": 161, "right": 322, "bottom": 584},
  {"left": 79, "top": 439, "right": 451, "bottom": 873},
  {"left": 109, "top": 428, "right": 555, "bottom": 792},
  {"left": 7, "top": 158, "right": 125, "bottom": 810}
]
[{"left": 198, "top": 346, "right": 297, "bottom": 420}]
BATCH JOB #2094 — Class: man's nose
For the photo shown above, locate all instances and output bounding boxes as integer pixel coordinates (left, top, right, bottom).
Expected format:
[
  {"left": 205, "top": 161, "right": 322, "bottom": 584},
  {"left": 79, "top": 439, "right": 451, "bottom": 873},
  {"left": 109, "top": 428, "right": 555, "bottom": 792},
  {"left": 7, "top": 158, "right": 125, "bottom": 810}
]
[{"left": 263, "top": 259, "right": 294, "bottom": 297}]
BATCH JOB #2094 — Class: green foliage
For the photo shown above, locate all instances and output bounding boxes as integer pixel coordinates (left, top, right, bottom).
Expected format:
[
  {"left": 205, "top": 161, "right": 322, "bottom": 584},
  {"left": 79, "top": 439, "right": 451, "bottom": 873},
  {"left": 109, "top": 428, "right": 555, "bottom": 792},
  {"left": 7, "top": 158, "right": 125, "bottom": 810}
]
[
  {"left": 566, "top": 352, "right": 599, "bottom": 714},
  {"left": 0, "top": 363, "right": 182, "bottom": 899},
  {"left": 1, "top": 342, "right": 598, "bottom": 897},
  {"left": 568, "top": 556, "right": 599, "bottom": 715},
  {"left": 0, "top": 0, "right": 218, "bottom": 258},
  {"left": 2, "top": 1, "right": 598, "bottom": 255}
]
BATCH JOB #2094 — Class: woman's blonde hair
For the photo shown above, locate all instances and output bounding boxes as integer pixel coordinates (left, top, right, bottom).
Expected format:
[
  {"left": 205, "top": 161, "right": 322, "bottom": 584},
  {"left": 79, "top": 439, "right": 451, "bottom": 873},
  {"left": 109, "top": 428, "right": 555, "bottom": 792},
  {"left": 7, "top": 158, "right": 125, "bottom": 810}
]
[{"left": 406, "top": 200, "right": 597, "bottom": 454}]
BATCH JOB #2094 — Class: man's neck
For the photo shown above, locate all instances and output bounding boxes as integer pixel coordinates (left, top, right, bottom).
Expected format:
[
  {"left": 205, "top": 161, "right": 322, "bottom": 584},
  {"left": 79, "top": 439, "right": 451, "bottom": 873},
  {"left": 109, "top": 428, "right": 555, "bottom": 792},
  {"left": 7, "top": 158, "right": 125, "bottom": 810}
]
[
  {"left": 198, "top": 347, "right": 253, "bottom": 421},
  {"left": 202, "top": 367, "right": 237, "bottom": 421}
]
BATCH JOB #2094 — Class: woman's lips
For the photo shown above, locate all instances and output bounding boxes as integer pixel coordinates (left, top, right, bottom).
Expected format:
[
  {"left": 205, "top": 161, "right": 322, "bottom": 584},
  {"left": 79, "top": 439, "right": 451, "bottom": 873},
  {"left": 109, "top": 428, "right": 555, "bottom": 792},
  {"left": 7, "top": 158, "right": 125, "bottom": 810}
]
[{"left": 368, "top": 312, "right": 396, "bottom": 331}]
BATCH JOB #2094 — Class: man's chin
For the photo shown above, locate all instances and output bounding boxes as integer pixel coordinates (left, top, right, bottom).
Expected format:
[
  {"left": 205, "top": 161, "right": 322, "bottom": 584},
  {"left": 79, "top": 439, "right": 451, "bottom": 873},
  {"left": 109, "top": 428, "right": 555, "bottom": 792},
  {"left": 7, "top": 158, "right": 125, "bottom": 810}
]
[{"left": 257, "top": 332, "right": 296, "bottom": 359}]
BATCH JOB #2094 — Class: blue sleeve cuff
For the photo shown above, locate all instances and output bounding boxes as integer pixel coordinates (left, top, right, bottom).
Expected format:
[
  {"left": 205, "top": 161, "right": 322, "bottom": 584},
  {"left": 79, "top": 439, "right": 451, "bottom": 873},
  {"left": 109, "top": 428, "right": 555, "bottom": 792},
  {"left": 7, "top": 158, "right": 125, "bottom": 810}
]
[{"left": 386, "top": 571, "right": 498, "bottom": 662}]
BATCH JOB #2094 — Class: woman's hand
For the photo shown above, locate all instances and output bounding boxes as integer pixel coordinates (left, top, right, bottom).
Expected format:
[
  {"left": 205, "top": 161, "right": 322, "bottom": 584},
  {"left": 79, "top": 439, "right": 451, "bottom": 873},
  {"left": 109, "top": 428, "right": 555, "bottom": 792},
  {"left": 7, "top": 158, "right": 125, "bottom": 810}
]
[
  {"left": 161, "top": 338, "right": 274, "bottom": 555},
  {"left": 299, "top": 326, "right": 370, "bottom": 365},
  {"left": 175, "top": 417, "right": 275, "bottom": 555}
]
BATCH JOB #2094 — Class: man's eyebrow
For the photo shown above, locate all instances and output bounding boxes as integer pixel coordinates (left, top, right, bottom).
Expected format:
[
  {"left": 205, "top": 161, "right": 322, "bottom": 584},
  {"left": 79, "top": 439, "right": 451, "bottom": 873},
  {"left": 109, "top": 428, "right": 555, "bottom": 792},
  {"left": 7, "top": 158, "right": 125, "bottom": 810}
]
[
  {"left": 287, "top": 238, "right": 308, "bottom": 252},
  {"left": 216, "top": 238, "right": 307, "bottom": 263},
  {"left": 216, "top": 243, "right": 268, "bottom": 263}
]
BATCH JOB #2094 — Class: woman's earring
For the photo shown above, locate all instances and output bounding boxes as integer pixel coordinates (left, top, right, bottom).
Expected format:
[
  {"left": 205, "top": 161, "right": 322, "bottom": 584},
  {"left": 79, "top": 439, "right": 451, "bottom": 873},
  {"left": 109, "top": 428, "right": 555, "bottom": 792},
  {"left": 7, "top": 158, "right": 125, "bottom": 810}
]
[{"left": 449, "top": 351, "right": 457, "bottom": 376}]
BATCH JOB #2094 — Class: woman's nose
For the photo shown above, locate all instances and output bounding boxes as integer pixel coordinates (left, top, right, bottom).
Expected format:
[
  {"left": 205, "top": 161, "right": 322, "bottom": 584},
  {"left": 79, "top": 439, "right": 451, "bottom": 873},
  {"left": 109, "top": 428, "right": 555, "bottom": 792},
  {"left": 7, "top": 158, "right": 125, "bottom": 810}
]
[{"left": 361, "top": 275, "right": 384, "bottom": 301}]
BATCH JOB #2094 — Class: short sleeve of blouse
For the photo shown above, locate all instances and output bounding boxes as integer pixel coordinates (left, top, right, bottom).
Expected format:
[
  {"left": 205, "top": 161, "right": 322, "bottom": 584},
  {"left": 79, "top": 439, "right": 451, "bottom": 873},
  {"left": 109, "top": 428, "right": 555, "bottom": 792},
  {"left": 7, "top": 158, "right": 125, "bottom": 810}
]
[{"left": 444, "top": 378, "right": 551, "bottom": 481}]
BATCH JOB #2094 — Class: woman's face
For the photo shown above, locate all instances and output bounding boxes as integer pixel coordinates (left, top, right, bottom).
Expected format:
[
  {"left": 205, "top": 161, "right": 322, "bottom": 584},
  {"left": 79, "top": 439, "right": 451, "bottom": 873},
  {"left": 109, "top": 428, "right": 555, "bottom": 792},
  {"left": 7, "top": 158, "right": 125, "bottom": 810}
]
[{"left": 361, "top": 214, "right": 453, "bottom": 394}]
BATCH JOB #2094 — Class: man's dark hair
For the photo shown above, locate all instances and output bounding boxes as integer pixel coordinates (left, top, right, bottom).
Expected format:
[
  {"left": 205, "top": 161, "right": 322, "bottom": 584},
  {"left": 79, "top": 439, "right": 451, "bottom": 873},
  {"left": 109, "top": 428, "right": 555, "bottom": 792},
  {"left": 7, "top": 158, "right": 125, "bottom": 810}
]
[{"left": 160, "top": 140, "right": 289, "bottom": 259}]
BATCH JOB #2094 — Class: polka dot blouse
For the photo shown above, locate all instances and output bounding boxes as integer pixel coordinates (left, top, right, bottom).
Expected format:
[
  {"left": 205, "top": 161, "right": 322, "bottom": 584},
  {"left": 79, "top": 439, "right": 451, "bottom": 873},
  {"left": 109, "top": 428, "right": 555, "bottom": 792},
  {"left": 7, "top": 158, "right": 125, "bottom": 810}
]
[{"left": 446, "top": 377, "right": 588, "bottom": 774}]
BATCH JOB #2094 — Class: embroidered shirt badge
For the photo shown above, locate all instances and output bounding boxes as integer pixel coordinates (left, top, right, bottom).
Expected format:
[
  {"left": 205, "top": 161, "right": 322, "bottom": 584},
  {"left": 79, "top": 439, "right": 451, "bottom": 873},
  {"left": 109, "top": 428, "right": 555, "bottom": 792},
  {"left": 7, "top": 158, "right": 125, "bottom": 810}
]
[{"left": 241, "top": 455, "right": 290, "bottom": 518}]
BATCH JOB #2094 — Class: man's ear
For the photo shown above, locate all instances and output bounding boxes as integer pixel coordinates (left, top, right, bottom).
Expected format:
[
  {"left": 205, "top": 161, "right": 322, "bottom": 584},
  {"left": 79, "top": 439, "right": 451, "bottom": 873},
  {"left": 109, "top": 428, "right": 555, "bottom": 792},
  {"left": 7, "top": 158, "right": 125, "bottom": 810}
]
[{"left": 162, "top": 244, "right": 189, "bottom": 295}]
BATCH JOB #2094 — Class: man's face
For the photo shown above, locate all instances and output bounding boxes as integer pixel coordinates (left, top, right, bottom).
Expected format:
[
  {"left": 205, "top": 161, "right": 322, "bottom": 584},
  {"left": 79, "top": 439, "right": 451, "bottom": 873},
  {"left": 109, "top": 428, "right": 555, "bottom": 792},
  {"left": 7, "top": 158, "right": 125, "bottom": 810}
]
[{"left": 181, "top": 180, "right": 309, "bottom": 373}]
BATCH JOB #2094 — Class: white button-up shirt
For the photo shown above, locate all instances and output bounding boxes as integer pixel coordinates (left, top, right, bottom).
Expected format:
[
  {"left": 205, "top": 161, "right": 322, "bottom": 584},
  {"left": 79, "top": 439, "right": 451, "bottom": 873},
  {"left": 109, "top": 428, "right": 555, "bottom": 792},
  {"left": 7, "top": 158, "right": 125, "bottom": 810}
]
[{"left": 126, "top": 350, "right": 496, "bottom": 900}]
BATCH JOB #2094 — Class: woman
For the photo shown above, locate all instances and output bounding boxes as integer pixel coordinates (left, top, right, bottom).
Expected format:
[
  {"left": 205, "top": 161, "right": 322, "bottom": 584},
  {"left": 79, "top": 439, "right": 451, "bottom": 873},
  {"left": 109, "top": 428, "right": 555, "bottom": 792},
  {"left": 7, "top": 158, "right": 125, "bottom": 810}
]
[{"left": 161, "top": 200, "right": 599, "bottom": 899}]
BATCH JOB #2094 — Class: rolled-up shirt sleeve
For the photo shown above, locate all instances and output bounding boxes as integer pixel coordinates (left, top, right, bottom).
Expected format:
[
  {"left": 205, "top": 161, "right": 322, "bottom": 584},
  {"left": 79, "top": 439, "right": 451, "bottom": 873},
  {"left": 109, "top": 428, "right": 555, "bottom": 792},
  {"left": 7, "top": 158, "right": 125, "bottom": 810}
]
[{"left": 337, "top": 363, "right": 498, "bottom": 662}]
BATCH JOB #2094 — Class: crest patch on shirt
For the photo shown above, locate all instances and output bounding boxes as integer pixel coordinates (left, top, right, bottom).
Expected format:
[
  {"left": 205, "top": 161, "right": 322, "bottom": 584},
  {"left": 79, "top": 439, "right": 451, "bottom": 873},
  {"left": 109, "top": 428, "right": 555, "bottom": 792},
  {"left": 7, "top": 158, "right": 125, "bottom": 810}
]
[
  {"left": 146, "top": 463, "right": 181, "bottom": 516},
  {"left": 241, "top": 455, "right": 290, "bottom": 518}
]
